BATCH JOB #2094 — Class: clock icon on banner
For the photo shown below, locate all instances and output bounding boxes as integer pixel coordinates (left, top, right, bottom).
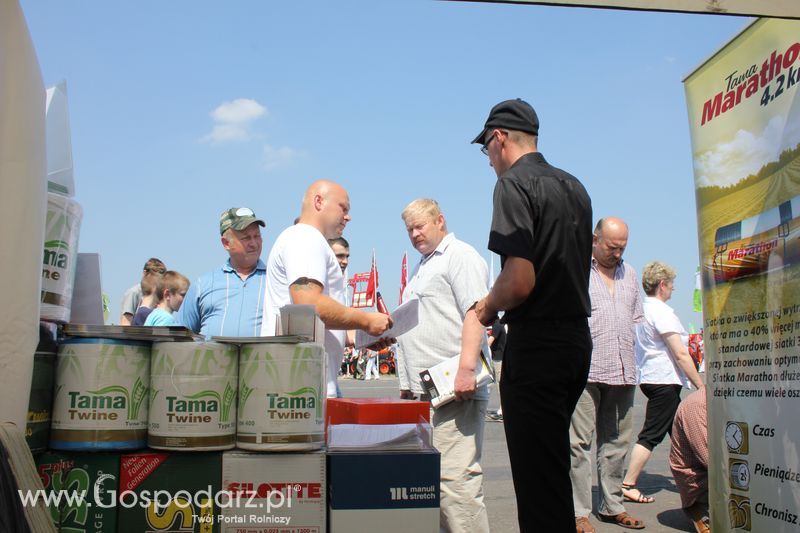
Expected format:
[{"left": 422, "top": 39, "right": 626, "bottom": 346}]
[{"left": 726, "top": 421, "right": 749, "bottom": 454}]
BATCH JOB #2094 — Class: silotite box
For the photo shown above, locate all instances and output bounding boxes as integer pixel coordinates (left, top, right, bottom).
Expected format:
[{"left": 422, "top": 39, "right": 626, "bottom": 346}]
[
  {"left": 117, "top": 451, "right": 221, "bottom": 533},
  {"left": 327, "top": 450, "right": 440, "bottom": 532},
  {"left": 221, "top": 450, "right": 326, "bottom": 532},
  {"left": 35, "top": 451, "right": 119, "bottom": 533}
]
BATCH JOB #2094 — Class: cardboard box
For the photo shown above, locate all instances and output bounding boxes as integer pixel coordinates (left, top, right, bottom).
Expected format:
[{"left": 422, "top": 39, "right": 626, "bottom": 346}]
[
  {"left": 35, "top": 451, "right": 119, "bottom": 533},
  {"left": 221, "top": 451, "right": 326, "bottom": 532},
  {"left": 326, "top": 398, "right": 429, "bottom": 427},
  {"left": 278, "top": 304, "right": 325, "bottom": 342},
  {"left": 327, "top": 450, "right": 440, "bottom": 532},
  {"left": 117, "top": 451, "right": 221, "bottom": 533}
]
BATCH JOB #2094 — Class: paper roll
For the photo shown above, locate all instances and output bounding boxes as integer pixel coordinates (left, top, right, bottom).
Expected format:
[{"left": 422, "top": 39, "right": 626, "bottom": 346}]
[
  {"left": 149, "top": 341, "right": 238, "bottom": 450},
  {"left": 237, "top": 342, "right": 325, "bottom": 451},
  {"left": 40, "top": 193, "right": 83, "bottom": 323},
  {"left": 50, "top": 338, "right": 151, "bottom": 451}
]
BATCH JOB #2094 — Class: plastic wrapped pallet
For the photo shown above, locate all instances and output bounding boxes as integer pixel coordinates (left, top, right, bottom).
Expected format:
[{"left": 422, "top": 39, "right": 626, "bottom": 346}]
[
  {"left": 45, "top": 81, "right": 75, "bottom": 197},
  {"left": 0, "top": 0, "right": 47, "bottom": 430}
]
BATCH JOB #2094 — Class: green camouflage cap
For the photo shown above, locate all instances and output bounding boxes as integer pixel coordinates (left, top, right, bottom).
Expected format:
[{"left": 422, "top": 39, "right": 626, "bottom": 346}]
[{"left": 219, "top": 207, "right": 266, "bottom": 235}]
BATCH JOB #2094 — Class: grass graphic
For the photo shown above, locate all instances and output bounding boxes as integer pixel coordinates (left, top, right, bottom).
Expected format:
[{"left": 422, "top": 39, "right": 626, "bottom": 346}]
[
  {"left": 287, "top": 386, "right": 322, "bottom": 417},
  {"left": 44, "top": 239, "right": 70, "bottom": 249}
]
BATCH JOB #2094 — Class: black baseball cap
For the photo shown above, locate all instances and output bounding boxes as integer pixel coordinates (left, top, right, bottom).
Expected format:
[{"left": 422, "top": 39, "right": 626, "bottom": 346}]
[{"left": 471, "top": 98, "right": 539, "bottom": 144}]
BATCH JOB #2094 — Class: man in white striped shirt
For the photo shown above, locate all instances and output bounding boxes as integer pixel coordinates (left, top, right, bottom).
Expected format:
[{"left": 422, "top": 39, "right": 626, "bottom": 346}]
[
  {"left": 395, "top": 198, "right": 491, "bottom": 533},
  {"left": 570, "top": 217, "right": 645, "bottom": 532}
]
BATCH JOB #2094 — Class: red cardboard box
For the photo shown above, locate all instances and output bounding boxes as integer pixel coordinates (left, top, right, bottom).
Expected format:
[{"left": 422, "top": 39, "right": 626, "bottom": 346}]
[{"left": 326, "top": 398, "right": 429, "bottom": 427}]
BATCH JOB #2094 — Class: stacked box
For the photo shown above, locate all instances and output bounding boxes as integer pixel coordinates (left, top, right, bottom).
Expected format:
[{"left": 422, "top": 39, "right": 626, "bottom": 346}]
[
  {"left": 26, "top": 323, "right": 57, "bottom": 454},
  {"left": 222, "top": 451, "right": 326, "bottom": 532},
  {"left": 326, "top": 398, "right": 429, "bottom": 428},
  {"left": 35, "top": 451, "right": 119, "bottom": 533},
  {"left": 117, "top": 451, "right": 221, "bottom": 533},
  {"left": 325, "top": 398, "right": 431, "bottom": 445},
  {"left": 327, "top": 450, "right": 439, "bottom": 532}
]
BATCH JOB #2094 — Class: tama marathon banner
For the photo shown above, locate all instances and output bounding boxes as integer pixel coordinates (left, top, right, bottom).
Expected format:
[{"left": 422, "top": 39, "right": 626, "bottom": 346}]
[
  {"left": 685, "top": 18, "right": 800, "bottom": 532},
  {"left": 461, "top": 1, "right": 800, "bottom": 19}
]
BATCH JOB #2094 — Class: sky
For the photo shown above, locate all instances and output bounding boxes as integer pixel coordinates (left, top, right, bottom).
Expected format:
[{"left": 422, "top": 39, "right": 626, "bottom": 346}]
[{"left": 20, "top": 0, "right": 752, "bottom": 328}]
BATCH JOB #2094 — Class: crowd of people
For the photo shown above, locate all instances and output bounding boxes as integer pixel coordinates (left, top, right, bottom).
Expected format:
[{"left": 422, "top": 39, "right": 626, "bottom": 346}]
[{"left": 117, "top": 99, "right": 709, "bottom": 533}]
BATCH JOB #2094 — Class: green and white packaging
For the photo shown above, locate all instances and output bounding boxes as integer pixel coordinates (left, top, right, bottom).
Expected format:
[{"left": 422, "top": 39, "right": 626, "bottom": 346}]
[
  {"left": 50, "top": 338, "right": 150, "bottom": 450},
  {"left": 149, "top": 341, "right": 238, "bottom": 450},
  {"left": 237, "top": 342, "right": 325, "bottom": 451},
  {"left": 40, "top": 192, "right": 82, "bottom": 323}
]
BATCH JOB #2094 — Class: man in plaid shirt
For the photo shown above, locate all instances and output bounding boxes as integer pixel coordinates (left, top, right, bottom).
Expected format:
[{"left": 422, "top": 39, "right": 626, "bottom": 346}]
[{"left": 570, "top": 217, "right": 646, "bottom": 532}]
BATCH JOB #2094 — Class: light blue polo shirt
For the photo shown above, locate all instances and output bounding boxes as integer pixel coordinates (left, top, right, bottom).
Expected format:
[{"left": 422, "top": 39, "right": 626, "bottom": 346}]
[{"left": 176, "top": 259, "right": 266, "bottom": 338}]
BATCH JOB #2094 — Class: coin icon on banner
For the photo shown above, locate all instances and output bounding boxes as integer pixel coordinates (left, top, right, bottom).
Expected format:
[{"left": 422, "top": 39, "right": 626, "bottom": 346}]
[{"left": 729, "top": 459, "right": 750, "bottom": 490}]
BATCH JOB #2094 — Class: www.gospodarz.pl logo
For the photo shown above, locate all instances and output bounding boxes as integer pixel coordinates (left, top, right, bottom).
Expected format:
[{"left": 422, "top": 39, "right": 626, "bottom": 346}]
[{"left": 20, "top": 474, "right": 299, "bottom": 512}]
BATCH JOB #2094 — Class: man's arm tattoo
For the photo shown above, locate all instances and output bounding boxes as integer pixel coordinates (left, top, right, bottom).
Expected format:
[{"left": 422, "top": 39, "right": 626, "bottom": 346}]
[{"left": 290, "top": 277, "right": 323, "bottom": 291}]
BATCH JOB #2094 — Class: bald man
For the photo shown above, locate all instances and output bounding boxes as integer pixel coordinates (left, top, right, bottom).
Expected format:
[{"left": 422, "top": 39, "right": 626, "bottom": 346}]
[
  {"left": 570, "top": 217, "right": 645, "bottom": 533},
  {"left": 261, "top": 180, "right": 392, "bottom": 397}
]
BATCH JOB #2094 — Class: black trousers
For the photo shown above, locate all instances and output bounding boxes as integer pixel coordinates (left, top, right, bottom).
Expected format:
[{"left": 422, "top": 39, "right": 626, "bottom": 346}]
[
  {"left": 500, "top": 318, "right": 591, "bottom": 533},
  {"left": 636, "top": 383, "right": 683, "bottom": 450}
]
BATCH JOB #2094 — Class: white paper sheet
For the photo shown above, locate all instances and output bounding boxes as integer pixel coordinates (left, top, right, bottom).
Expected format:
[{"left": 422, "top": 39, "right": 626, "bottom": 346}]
[
  {"left": 354, "top": 299, "right": 419, "bottom": 349},
  {"left": 327, "top": 423, "right": 431, "bottom": 451}
]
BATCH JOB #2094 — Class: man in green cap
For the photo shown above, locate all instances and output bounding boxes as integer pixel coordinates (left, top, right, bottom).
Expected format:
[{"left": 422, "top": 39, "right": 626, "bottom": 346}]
[{"left": 177, "top": 207, "right": 267, "bottom": 337}]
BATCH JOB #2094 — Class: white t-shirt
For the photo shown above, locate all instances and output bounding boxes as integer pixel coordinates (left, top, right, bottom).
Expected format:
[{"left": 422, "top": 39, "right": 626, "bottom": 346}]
[
  {"left": 261, "top": 224, "right": 347, "bottom": 397},
  {"left": 635, "top": 296, "right": 690, "bottom": 387}
]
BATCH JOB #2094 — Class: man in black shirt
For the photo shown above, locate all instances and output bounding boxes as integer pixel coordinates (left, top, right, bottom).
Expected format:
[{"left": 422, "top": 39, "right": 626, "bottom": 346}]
[{"left": 471, "top": 99, "right": 593, "bottom": 532}]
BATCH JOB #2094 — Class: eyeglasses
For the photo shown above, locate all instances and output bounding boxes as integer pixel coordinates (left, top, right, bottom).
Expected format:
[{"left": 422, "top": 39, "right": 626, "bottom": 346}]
[
  {"left": 480, "top": 133, "right": 497, "bottom": 156},
  {"left": 481, "top": 131, "right": 506, "bottom": 156}
]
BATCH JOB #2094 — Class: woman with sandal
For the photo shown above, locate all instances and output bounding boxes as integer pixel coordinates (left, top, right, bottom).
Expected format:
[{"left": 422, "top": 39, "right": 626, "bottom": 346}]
[{"left": 621, "top": 261, "right": 705, "bottom": 504}]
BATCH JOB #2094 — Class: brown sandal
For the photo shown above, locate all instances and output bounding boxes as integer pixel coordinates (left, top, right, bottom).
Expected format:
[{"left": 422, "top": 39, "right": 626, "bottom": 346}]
[
  {"left": 576, "top": 516, "right": 596, "bottom": 533},
  {"left": 622, "top": 483, "right": 655, "bottom": 503},
  {"left": 599, "top": 512, "right": 645, "bottom": 530}
]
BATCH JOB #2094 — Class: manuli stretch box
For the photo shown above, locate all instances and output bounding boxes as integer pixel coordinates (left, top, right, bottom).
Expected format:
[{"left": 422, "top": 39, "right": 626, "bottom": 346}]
[{"left": 327, "top": 450, "right": 439, "bottom": 532}]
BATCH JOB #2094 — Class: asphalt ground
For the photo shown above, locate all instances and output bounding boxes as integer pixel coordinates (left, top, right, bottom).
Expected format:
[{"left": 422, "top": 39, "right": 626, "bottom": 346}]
[{"left": 339, "top": 374, "right": 699, "bottom": 533}]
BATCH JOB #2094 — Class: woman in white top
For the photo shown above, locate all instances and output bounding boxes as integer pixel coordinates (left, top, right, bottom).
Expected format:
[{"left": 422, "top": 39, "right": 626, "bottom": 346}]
[{"left": 621, "top": 261, "right": 705, "bottom": 504}]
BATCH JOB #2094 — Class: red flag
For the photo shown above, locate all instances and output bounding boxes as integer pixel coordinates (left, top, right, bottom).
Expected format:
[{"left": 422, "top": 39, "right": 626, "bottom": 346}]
[
  {"left": 365, "top": 251, "right": 378, "bottom": 306},
  {"left": 399, "top": 251, "right": 408, "bottom": 304},
  {"left": 373, "top": 252, "right": 379, "bottom": 290}
]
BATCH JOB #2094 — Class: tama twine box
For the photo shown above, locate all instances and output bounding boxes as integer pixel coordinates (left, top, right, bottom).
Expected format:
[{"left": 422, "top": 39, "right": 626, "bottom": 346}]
[
  {"left": 117, "top": 451, "right": 221, "bottom": 533},
  {"left": 35, "top": 451, "right": 120, "bottom": 533},
  {"left": 327, "top": 450, "right": 440, "bottom": 533},
  {"left": 221, "top": 450, "right": 326, "bottom": 532}
]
